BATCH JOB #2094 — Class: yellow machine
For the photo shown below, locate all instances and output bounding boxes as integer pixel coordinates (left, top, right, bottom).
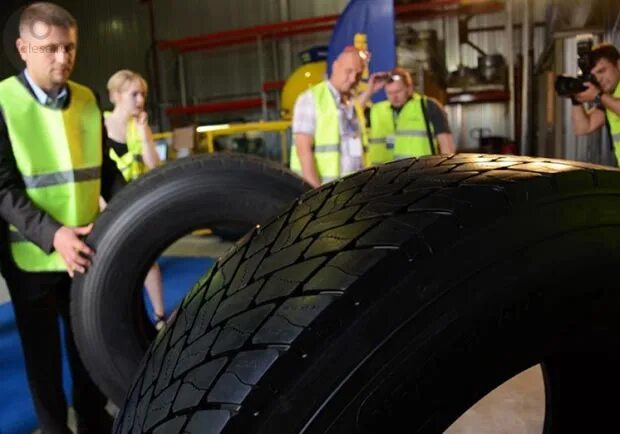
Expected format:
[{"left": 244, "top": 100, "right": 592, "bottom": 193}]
[
  {"left": 280, "top": 60, "right": 327, "bottom": 120},
  {"left": 154, "top": 60, "right": 327, "bottom": 165}
]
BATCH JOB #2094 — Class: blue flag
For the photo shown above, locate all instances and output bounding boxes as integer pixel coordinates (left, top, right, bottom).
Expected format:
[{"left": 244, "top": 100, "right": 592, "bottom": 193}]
[{"left": 327, "top": 0, "right": 396, "bottom": 102}]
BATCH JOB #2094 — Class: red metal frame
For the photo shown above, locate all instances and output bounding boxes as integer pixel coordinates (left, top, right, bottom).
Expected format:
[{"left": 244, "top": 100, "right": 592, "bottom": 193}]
[
  {"left": 158, "top": 0, "right": 505, "bottom": 53},
  {"left": 165, "top": 98, "right": 268, "bottom": 116},
  {"left": 161, "top": 0, "right": 505, "bottom": 115},
  {"left": 178, "top": 23, "right": 335, "bottom": 53},
  {"left": 159, "top": 14, "right": 340, "bottom": 51},
  {"left": 262, "top": 80, "right": 286, "bottom": 92}
]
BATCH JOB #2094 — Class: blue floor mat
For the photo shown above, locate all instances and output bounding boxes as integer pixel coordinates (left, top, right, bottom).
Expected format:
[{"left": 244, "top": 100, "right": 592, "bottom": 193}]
[{"left": 0, "top": 256, "right": 214, "bottom": 434}]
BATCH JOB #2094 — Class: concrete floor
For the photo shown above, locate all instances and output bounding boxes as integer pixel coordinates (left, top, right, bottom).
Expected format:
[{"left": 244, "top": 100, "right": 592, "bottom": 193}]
[
  {"left": 446, "top": 366, "right": 545, "bottom": 433},
  {"left": 0, "top": 235, "right": 546, "bottom": 433}
]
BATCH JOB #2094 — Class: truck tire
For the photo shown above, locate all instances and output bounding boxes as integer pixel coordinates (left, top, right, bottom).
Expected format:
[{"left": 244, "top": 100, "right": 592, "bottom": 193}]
[
  {"left": 71, "top": 153, "right": 310, "bottom": 406},
  {"left": 114, "top": 154, "right": 620, "bottom": 433}
]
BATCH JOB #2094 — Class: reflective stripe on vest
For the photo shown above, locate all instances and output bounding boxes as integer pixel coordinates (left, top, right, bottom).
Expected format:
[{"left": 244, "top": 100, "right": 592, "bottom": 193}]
[
  {"left": 290, "top": 81, "right": 366, "bottom": 183},
  {"left": 606, "top": 85, "right": 620, "bottom": 166},
  {"left": 104, "top": 112, "right": 147, "bottom": 181},
  {"left": 369, "top": 94, "right": 436, "bottom": 163},
  {"left": 0, "top": 77, "right": 102, "bottom": 272}
]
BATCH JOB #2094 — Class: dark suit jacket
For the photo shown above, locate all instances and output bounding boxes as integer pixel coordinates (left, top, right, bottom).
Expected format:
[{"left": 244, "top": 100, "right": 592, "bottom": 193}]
[{"left": 0, "top": 72, "right": 126, "bottom": 261}]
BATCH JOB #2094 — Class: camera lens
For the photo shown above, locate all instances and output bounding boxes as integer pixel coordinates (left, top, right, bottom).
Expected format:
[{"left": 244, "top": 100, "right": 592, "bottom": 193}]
[{"left": 555, "top": 75, "right": 588, "bottom": 97}]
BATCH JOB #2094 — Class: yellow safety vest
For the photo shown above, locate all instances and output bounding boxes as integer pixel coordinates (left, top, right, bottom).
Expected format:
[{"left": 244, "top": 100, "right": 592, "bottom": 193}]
[
  {"left": 104, "top": 111, "right": 147, "bottom": 182},
  {"left": 606, "top": 85, "right": 620, "bottom": 166},
  {"left": 290, "top": 81, "right": 367, "bottom": 184},
  {"left": 369, "top": 94, "right": 437, "bottom": 163},
  {"left": 0, "top": 77, "right": 102, "bottom": 272}
]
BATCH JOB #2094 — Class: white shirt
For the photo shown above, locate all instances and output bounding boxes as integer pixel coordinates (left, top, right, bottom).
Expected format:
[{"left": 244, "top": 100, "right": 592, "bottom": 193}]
[{"left": 23, "top": 69, "right": 67, "bottom": 107}]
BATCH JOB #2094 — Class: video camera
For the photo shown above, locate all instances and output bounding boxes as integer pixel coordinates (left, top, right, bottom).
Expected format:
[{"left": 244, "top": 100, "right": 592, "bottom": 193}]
[{"left": 555, "top": 34, "right": 596, "bottom": 97}]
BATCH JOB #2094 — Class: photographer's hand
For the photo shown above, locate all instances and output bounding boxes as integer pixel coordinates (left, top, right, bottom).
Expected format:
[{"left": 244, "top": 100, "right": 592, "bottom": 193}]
[{"left": 575, "top": 82, "right": 601, "bottom": 103}]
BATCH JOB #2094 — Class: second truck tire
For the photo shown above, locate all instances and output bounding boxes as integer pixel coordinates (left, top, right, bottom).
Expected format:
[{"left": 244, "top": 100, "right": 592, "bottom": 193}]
[{"left": 71, "top": 154, "right": 310, "bottom": 406}]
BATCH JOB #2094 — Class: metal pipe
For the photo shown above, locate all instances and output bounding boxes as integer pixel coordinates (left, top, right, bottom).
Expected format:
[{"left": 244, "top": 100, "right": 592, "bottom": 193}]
[
  {"left": 468, "top": 22, "right": 544, "bottom": 33},
  {"left": 257, "top": 36, "right": 268, "bottom": 120},
  {"left": 279, "top": 0, "right": 292, "bottom": 78},
  {"left": 178, "top": 54, "right": 187, "bottom": 108},
  {"left": 506, "top": 0, "right": 514, "bottom": 141},
  {"left": 271, "top": 39, "right": 280, "bottom": 81},
  {"left": 145, "top": 0, "right": 162, "bottom": 128},
  {"left": 520, "top": 0, "right": 530, "bottom": 155}
]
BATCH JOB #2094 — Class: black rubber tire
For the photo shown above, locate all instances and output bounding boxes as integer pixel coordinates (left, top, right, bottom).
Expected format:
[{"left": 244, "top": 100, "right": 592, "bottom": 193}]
[
  {"left": 70, "top": 153, "right": 310, "bottom": 407},
  {"left": 113, "top": 154, "right": 620, "bottom": 434}
]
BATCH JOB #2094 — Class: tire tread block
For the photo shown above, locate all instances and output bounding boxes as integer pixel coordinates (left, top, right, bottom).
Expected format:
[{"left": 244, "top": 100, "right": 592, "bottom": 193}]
[
  {"left": 172, "top": 357, "right": 228, "bottom": 412},
  {"left": 256, "top": 239, "right": 313, "bottom": 278},
  {"left": 355, "top": 189, "right": 435, "bottom": 220},
  {"left": 333, "top": 170, "right": 375, "bottom": 194},
  {"left": 289, "top": 189, "right": 332, "bottom": 222},
  {"left": 213, "top": 280, "right": 265, "bottom": 325},
  {"left": 188, "top": 291, "right": 224, "bottom": 344},
  {"left": 453, "top": 162, "right": 520, "bottom": 172},
  {"left": 357, "top": 214, "right": 429, "bottom": 248},
  {"left": 155, "top": 337, "right": 186, "bottom": 395},
  {"left": 141, "top": 333, "right": 171, "bottom": 395},
  {"left": 144, "top": 380, "right": 181, "bottom": 431},
  {"left": 271, "top": 214, "right": 313, "bottom": 253},
  {"left": 316, "top": 188, "right": 359, "bottom": 217},
  {"left": 132, "top": 386, "right": 153, "bottom": 433},
  {"left": 211, "top": 305, "right": 275, "bottom": 355},
  {"left": 304, "top": 220, "right": 379, "bottom": 258},
  {"left": 395, "top": 165, "right": 456, "bottom": 184},
  {"left": 253, "top": 295, "right": 337, "bottom": 345},
  {"left": 247, "top": 215, "right": 288, "bottom": 257},
  {"left": 404, "top": 171, "right": 479, "bottom": 190},
  {"left": 304, "top": 249, "right": 387, "bottom": 291},
  {"left": 228, "top": 249, "right": 268, "bottom": 296},
  {"left": 174, "top": 328, "right": 219, "bottom": 378},
  {"left": 256, "top": 257, "right": 327, "bottom": 304},
  {"left": 347, "top": 183, "right": 404, "bottom": 206},
  {"left": 207, "top": 372, "right": 252, "bottom": 404},
  {"left": 220, "top": 246, "right": 247, "bottom": 285},
  {"left": 301, "top": 206, "right": 361, "bottom": 238}
]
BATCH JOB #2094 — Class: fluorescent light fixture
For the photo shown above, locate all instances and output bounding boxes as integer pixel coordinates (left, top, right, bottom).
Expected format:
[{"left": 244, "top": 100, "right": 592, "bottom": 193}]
[{"left": 196, "top": 124, "right": 230, "bottom": 133}]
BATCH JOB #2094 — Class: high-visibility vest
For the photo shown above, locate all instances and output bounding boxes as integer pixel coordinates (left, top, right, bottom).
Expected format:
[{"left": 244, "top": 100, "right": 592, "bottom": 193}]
[
  {"left": 369, "top": 94, "right": 437, "bottom": 162},
  {"left": 104, "top": 111, "right": 146, "bottom": 182},
  {"left": 606, "top": 85, "right": 620, "bottom": 166},
  {"left": 0, "top": 77, "right": 102, "bottom": 272},
  {"left": 290, "top": 81, "right": 366, "bottom": 184}
]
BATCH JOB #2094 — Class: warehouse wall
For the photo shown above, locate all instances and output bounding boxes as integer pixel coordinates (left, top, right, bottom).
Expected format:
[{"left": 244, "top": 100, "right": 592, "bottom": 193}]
[
  {"left": 153, "top": 0, "right": 350, "bottom": 126},
  {"left": 1, "top": 0, "right": 150, "bottom": 110}
]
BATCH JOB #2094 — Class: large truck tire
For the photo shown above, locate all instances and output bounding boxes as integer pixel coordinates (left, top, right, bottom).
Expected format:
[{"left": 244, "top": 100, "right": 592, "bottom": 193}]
[
  {"left": 113, "top": 154, "right": 620, "bottom": 433},
  {"left": 71, "top": 154, "right": 311, "bottom": 406}
]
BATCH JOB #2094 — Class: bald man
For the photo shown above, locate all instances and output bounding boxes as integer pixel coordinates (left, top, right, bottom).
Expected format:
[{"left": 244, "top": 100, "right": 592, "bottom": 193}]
[{"left": 290, "top": 47, "right": 367, "bottom": 187}]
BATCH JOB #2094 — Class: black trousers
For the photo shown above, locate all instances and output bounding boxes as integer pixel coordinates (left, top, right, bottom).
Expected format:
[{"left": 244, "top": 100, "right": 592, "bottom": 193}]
[{"left": 5, "top": 266, "right": 109, "bottom": 434}]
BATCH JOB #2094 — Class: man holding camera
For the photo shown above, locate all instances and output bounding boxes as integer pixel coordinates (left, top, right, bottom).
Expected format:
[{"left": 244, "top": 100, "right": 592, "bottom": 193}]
[
  {"left": 364, "top": 67, "right": 455, "bottom": 165},
  {"left": 572, "top": 44, "right": 620, "bottom": 165}
]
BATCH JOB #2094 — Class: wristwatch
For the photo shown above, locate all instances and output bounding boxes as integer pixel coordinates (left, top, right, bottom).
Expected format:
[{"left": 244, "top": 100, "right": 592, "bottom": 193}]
[{"left": 593, "top": 92, "right": 604, "bottom": 109}]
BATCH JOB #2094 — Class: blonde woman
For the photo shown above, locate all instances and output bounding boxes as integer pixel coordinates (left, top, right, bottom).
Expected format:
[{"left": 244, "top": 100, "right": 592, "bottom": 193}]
[{"left": 104, "top": 69, "right": 166, "bottom": 329}]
